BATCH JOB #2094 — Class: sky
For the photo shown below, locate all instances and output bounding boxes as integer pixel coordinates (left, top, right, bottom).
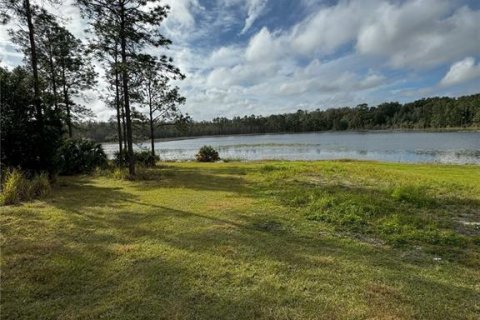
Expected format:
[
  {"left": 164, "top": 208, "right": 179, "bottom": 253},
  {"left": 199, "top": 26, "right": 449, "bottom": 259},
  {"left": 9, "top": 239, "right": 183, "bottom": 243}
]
[{"left": 1, "top": 0, "right": 480, "bottom": 121}]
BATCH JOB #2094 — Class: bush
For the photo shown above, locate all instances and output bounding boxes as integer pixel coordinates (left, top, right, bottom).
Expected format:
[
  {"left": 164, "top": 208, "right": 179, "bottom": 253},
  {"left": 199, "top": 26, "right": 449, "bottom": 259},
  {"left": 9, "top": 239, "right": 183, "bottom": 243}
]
[
  {"left": 196, "top": 145, "right": 220, "bottom": 162},
  {"left": 135, "top": 151, "right": 159, "bottom": 167},
  {"left": 1, "top": 169, "right": 51, "bottom": 205},
  {"left": 29, "top": 173, "right": 51, "bottom": 198},
  {"left": 60, "top": 139, "right": 108, "bottom": 175},
  {"left": 113, "top": 150, "right": 159, "bottom": 168},
  {"left": 1, "top": 169, "right": 29, "bottom": 205}
]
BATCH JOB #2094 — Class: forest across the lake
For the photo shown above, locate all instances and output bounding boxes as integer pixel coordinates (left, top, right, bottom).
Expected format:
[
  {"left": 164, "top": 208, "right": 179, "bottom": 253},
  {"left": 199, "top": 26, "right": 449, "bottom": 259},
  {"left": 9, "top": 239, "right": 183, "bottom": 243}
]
[{"left": 77, "top": 93, "right": 480, "bottom": 142}]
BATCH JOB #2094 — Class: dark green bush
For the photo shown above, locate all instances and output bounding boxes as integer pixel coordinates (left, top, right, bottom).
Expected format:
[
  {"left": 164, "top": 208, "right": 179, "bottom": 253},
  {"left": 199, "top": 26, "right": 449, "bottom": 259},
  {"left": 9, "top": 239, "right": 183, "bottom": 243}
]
[
  {"left": 196, "top": 145, "right": 220, "bottom": 162},
  {"left": 136, "top": 151, "right": 159, "bottom": 167},
  {"left": 113, "top": 150, "right": 159, "bottom": 168},
  {"left": 60, "top": 139, "right": 108, "bottom": 175}
]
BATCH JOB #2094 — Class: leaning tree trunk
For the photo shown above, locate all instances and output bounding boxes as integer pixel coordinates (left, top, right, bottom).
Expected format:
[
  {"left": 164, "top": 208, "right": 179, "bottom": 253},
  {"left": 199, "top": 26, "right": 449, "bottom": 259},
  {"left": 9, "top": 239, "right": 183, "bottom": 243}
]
[{"left": 120, "top": 2, "right": 135, "bottom": 176}]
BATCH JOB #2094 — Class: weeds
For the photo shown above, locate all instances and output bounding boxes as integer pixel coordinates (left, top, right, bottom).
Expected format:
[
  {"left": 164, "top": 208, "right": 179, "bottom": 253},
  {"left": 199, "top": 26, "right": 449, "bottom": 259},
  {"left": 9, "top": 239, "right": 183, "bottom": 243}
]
[{"left": 1, "top": 169, "right": 51, "bottom": 205}]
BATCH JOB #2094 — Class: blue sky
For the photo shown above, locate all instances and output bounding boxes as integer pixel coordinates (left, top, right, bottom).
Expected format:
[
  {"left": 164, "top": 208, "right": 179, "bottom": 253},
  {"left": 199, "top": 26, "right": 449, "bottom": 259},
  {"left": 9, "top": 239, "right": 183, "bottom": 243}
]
[{"left": 1, "top": 0, "right": 480, "bottom": 121}]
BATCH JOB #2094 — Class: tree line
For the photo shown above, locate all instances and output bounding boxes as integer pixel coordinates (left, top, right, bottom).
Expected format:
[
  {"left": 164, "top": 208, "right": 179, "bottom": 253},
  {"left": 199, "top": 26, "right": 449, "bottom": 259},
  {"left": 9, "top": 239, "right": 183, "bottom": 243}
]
[
  {"left": 1, "top": 0, "right": 185, "bottom": 177},
  {"left": 75, "top": 93, "right": 480, "bottom": 142}
]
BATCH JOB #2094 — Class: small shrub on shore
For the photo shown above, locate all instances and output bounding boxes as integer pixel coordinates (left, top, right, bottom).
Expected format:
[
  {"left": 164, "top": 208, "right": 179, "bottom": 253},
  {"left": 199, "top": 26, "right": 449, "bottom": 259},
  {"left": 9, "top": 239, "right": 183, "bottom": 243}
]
[
  {"left": 135, "top": 151, "right": 159, "bottom": 167},
  {"left": 113, "top": 150, "right": 159, "bottom": 168},
  {"left": 196, "top": 145, "right": 220, "bottom": 162}
]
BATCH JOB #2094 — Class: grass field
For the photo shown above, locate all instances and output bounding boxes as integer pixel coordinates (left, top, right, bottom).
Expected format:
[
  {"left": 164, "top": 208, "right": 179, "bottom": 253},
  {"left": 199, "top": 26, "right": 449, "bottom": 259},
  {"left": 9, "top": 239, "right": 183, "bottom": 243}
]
[{"left": 1, "top": 161, "right": 479, "bottom": 319}]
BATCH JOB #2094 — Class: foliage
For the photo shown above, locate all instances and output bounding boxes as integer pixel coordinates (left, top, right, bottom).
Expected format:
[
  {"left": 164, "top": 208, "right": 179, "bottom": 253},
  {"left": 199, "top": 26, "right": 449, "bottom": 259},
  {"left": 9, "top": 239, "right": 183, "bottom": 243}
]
[
  {"left": 59, "top": 139, "right": 107, "bottom": 175},
  {"left": 1, "top": 168, "right": 29, "bottom": 205},
  {"left": 77, "top": 0, "right": 180, "bottom": 176},
  {"left": 134, "top": 54, "right": 185, "bottom": 157},
  {"left": 113, "top": 150, "right": 159, "bottom": 168},
  {"left": 196, "top": 145, "right": 220, "bottom": 162},
  {"left": 10, "top": 8, "right": 97, "bottom": 138},
  {"left": 0, "top": 66, "right": 64, "bottom": 174},
  {"left": 28, "top": 172, "right": 51, "bottom": 198},
  {"left": 135, "top": 151, "right": 160, "bottom": 167},
  {"left": 1, "top": 168, "right": 51, "bottom": 205}
]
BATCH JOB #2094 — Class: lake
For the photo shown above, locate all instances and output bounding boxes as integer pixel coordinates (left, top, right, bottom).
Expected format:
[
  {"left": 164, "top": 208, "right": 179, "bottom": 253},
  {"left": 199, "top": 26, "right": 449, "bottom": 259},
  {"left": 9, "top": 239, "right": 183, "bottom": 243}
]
[{"left": 102, "top": 131, "right": 480, "bottom": 164}]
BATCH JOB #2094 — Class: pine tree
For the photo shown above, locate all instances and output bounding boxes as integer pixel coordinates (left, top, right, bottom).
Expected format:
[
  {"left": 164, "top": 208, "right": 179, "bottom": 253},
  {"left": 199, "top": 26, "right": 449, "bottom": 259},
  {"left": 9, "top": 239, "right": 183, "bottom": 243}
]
[{"left": 77, "top": 0, "right": 173, "bottom": 176}]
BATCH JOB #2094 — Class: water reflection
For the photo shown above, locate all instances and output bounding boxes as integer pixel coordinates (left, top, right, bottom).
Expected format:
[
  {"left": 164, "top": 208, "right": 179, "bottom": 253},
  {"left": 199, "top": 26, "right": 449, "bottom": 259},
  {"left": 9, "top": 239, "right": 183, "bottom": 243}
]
[{"left": 103, "top": 131, "right": 480, "bottom": 164}]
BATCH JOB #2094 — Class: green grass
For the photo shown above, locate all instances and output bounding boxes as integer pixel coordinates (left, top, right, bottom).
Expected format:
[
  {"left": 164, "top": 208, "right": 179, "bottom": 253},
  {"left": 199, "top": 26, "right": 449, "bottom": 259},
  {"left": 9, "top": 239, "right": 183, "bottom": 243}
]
[{"left": 1, "top": 161, "right": 479, "bottom": 319}]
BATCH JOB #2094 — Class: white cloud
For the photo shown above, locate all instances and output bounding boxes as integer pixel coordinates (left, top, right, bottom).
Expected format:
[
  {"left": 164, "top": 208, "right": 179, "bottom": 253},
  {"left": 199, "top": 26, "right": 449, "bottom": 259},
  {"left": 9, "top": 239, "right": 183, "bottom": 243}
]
[
  {"left": 2, "top": 0, "right": 480, "bottom": 122},
  {"left": 440, "top": 57, "right": 480, "bottom": 86},
  {"left": 269, "top": 0, "right": 480, "bottom": 69},
  {"left": 292, "top": 0, "right": 376, "bottom": 55},
  {"left": 356, "top": 0, "right": 480, "bottom": 68},
  {"left": 241, "top": 0, "right": 268, "bottom": 34},
  {"left": 245, "top": 27, "right": 285, "bottom": 62}
]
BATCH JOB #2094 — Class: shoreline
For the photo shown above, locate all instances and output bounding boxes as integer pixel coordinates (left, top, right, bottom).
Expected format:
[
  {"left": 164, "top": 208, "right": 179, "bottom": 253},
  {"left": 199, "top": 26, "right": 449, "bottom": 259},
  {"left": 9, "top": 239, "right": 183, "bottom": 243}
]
[{"left": 100, "top": 127, "right": 480, "bottom": 145}]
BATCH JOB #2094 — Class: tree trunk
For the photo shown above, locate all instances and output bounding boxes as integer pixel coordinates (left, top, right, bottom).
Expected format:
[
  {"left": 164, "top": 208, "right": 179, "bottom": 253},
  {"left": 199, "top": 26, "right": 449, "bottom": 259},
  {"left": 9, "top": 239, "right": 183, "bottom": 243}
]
[
  {"left": 148, "top": 82, "right": 155, "bottom": 157},
  {"left": 24, "top": 0, "right": 43, "bottom": 122},
  {"left": 121, "top": 102, "right": 127, "bottom": 151},
  {"left": 114, "top": 49, "right": 123, "bottom": 155},
  {"left": 61, "top": 59, "right": 73, "bottom": 138},
  {"left": 47, "top": 32, "right": 58, "bottom": 110},
  {"left": 120, "top": 2, "right": 135, "bottom": 176}
]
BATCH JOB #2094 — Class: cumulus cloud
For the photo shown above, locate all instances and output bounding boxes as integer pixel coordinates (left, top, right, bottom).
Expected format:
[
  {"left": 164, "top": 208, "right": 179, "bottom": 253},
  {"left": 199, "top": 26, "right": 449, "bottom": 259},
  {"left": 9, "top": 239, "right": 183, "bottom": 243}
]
[
  {"left": 2, "top": 0, "right": 480, "bottom": 121},
  {"left": 254, "top": 0, "right": 480, "bottom": 69},
  {"left": 356, "top": 1, "right": 480, "bottom": 68},
  {"left": 440, "top": 57, "right": 480, "bottom": 86}
]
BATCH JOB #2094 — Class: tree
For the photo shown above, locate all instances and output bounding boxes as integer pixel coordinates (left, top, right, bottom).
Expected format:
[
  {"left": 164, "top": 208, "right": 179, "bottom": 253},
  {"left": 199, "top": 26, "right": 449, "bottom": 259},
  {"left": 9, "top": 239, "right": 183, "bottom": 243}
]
[
  {"left": 77, "top": 0, "right": 173, "bottom": 176},
  {"left": 0, "top": 66, "right": 64, "bottom": 174},
  {"left": 56, "top": 26, "right": 97, "bottom": 137},
  {"left": 134, "top": 54, "right": 185, "bottom": 157},
  {"left": 10, "top": 8, "right": 97, "bottom": 137},
  {"left": 1, "top": 1, "right": 64, "bottom": 174},
  {"left": 0, "top": 0, "right": 58, "bottom": 122}
]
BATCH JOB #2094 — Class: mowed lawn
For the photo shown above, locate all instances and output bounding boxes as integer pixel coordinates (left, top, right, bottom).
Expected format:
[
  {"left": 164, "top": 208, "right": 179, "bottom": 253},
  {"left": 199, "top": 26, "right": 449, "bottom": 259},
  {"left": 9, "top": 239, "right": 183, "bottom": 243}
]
[{"left": 1, "top": 161, "right": 479, "bottom": 319}]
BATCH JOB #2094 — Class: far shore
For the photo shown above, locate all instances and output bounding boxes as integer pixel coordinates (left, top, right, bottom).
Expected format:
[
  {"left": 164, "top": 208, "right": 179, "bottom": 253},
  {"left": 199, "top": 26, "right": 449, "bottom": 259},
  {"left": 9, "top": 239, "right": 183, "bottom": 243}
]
[{"left": 99, "top": 127, "right": 480, "bottom": 145}]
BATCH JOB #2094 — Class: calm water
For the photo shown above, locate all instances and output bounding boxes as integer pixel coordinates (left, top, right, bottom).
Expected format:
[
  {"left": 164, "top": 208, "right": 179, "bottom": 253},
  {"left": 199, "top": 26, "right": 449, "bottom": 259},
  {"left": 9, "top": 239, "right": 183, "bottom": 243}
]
[{"left": 102, "top": 131, "right": 480, "bottom": 164}]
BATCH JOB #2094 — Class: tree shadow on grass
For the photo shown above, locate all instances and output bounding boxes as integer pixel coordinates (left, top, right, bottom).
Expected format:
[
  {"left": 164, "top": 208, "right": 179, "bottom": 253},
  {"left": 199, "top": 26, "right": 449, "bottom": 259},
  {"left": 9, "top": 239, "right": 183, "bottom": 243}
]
[
  {"left": 48, "top": 176, "right": 138, "bottom": 213},
  {"left": 6, "top": 169, "right": 476, "bottom": 319},
  {"left": 129, "top": 165, "right": 254, "bottom": 195}
]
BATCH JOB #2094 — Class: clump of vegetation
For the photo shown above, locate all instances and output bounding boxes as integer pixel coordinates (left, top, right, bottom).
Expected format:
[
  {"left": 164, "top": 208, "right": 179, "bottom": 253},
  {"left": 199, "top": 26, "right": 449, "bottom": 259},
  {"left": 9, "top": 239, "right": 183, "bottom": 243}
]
[
  {"left": 1, "top": 169, "right": 29, "bottom": 205},
  {"left": 114, "top": 150, "right": 159, "bottom": 168},
  {"left": 390, "top": 184, "right": 435, "bottom": 207},
  {"left": 196, "top": 145, "right": 220, "bottom": 162},
  {"left": 60, "top": 139, "right": 108, "bottom": 175},
  {"left": 28, "top": 173, "right": 51, "bottom": 198},
  {"left": 135, "top": 151, "right": 160, "bottom": 167},
  {"left": 1, "top": 169, "right": 51, "bottom": 205}
]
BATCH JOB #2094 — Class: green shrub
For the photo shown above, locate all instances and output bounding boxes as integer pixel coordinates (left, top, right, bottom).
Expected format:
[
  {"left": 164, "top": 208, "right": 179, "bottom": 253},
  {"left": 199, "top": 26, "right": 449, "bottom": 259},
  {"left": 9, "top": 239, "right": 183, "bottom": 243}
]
[
  {"left": 1, "top": 169, "right": 51, "bottom": 205},
  {"left": 28, "top": 173, "right": 51, "bottom": 198},
  {"left": 113, "top": 150, "right": 159, "bottom": 167},
  {"left": 1, "top": 168, "right": 29, "bottom": 205},
  {"left": 60, "top": 139, "right": 108, "bottom": 175},
  {"left": 135, "top": 151, "right": 159, "bottom": 167},
  {"left": 196, "top": 145, "right": 220, "bottom": 162}
]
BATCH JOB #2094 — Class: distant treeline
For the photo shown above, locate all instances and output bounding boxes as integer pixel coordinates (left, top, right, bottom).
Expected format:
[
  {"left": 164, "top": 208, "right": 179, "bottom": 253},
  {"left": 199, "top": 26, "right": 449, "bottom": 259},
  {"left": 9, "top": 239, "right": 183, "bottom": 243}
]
[{"left": 76, "top": 94, "right": 480, "bottom": 142}]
